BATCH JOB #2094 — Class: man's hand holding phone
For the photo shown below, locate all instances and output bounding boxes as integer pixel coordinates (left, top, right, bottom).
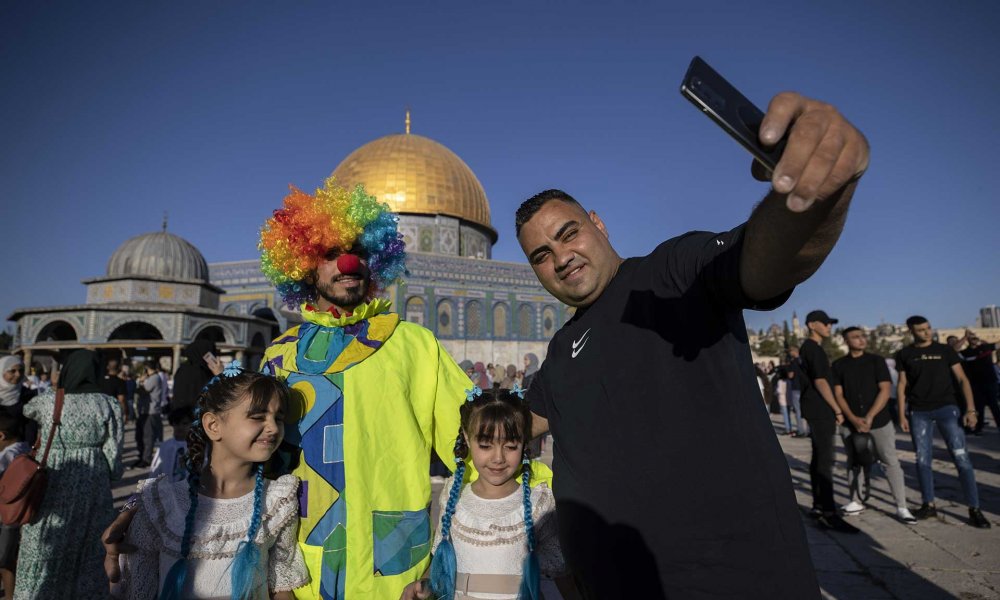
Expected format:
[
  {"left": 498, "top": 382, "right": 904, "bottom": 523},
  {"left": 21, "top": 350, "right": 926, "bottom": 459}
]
[
  {"left": 756, "top": 93, "right": 869, "bottom": 213},
  {"left": 203, "top": 351, "right": 224, "bottom": 376}
]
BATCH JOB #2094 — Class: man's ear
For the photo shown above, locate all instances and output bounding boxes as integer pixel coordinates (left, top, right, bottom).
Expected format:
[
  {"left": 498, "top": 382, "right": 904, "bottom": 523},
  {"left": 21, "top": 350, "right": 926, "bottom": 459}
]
[
  {"left": 0, "top": 432, "right": 7, "bottom": 443},
  {"left": 588, "top": 210, "right": 610, "bottom": 239},
  {"left": 202, "top": 412, "right": 223, "bottom": 442}
]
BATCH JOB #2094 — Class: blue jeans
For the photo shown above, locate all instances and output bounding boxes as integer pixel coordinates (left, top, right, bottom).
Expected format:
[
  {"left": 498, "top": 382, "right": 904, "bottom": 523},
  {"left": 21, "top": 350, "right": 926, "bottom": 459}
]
[
  {"left": 788, "top": 390, "right": 808, "bottom": 435},
  {"left": 780, "top": 403, "right": 792, "bottom": 433},
  {"left": 910, "top": 404, "right": 979, "bottom": 507}
]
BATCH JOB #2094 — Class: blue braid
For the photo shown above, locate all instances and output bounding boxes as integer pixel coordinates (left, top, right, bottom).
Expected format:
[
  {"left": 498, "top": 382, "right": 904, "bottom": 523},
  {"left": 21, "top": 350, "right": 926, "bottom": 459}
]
[
  {"left": 429, "top": 432, "right": 467, "bottom": 600},
  {"left": 518, "top": 457, "right": 540, "bottom": 600},
  {"left": 160, "top": 413, "right": 205, "bottom": 600},
  {"left": 230, "top": 463, "right": 266, "bottom": 600}
]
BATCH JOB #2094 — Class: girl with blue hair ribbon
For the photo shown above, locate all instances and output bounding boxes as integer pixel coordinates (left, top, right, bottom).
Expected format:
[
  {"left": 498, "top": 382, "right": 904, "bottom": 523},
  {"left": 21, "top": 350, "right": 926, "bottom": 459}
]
[
  {"left": 117, "top": 363, "right": 309, "bottom": 599},
  {"left": 400, "top": 385, "right": 577, "bottom": 600}
]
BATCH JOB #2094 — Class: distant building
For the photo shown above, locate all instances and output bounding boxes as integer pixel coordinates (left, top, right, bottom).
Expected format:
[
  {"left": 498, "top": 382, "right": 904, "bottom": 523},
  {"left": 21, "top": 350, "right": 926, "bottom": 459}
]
[
  {"left": 8, "top": 228, "right": 274, "bottom": 371},
  {"left": 980, "top": 305, "right": 1000, "bottom": 328}
]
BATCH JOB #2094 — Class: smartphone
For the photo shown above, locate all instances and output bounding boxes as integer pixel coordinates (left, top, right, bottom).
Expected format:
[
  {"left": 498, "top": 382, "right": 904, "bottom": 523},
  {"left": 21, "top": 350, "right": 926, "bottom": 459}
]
[
  {"left": 203, "top": 351, "right": 219, "bottom": 367},
  {"left": 680, "top": 56, "right": 786, "bottom": 171}
]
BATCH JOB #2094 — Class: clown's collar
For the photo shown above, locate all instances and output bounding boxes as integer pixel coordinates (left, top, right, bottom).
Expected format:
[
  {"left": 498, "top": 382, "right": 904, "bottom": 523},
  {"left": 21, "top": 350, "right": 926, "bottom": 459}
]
[{"left": 299, "top": 298, "right": 393, "bottom": 328}]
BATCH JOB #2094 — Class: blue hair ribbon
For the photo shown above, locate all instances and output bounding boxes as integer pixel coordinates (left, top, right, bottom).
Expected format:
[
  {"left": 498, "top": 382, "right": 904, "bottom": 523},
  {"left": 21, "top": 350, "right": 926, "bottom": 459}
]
[
  {"left": 510, "top": 382, "right": 526, "bottom": 400},
  {"left": 464, "top": 386, "right": 482, "bottom": 402},
  {"left": 202, "top": 359, "right": 245, "bottom": 392}
]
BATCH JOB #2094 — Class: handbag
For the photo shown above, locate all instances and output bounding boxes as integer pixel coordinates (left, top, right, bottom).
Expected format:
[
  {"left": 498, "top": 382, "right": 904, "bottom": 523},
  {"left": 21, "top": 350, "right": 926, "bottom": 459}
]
[{"left": 0, "top": 389, "right": 64, "bottom": 526}]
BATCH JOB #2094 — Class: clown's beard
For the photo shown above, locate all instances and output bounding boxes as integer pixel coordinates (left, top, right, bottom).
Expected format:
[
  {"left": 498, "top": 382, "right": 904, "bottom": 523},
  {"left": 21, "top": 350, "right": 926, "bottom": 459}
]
[{"left": 316, "top": 277, "right": 370, "bottom": 310}]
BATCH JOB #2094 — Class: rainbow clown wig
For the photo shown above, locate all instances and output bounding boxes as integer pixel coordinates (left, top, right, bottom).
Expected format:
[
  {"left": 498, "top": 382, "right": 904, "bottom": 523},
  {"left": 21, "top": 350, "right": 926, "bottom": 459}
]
[{"left": 259, "top": 177, "right": 406, "bottom": 308}]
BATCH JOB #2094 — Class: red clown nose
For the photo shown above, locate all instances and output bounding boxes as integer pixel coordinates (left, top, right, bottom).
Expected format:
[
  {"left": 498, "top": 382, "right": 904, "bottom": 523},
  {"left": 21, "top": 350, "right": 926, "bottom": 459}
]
[{"left": 336, "top": 254, "right": 362, "bottom": 275}]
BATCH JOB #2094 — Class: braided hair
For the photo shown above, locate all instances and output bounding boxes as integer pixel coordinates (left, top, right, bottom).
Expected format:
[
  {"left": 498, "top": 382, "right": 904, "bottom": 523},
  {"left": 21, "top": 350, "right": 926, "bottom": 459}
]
[
  {"left": 159, "top": 371, "right": 290, "bottom": 600},
  {"left": 429, "top": 387, "right": 539, "bottom": 600}
]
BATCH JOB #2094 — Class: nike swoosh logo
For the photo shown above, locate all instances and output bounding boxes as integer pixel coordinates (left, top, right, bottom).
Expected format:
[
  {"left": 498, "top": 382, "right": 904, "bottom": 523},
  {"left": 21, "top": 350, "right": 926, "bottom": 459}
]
[{"left": 571, "top": 328, "right": 591, "bottom": 358}]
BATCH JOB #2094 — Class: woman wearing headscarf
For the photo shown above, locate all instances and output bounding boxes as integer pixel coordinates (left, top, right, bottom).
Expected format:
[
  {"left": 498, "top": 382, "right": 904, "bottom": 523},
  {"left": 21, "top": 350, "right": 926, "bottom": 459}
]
[
  {"left": 14, "top": 350, "right": 123, "bottom": 599},
  {"left": 169, "top": 340, "right": 219, "bottom": 410},
  {"left": 0, "top": 356, "right": 37, "bottom": 445},
  {"left": 502, "top": 363, "right": 517, "bottom": 389},
  {"left": 523, "top": 353, "right": 540, "bottom": 389},
  {"left": 472, "top": 361, "right": 490, "bottom": 390}
]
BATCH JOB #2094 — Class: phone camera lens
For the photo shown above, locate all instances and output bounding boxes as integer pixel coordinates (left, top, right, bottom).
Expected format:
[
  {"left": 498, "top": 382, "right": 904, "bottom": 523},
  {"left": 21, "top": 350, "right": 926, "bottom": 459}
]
[{"left": 691, "top": 77, "right": 702, "bottom": 89}]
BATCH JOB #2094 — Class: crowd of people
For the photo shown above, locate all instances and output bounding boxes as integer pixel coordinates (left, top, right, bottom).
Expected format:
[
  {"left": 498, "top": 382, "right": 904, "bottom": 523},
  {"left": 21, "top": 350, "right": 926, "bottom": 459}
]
[
  {"left": 755, "top": 313, "right": 997, "bottom": 533},
  {"left": 0, "top": 84, "right": 992, "bottom": 600}
]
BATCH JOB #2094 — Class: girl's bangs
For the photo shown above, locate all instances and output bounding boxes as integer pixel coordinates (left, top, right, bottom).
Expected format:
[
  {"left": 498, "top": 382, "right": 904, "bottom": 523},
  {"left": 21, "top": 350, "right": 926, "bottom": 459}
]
[
  {"left": 472, "top": 402, "right": 526, "bottom": 445},
  {"left": 243, "top": 375, "right": 291, "bottom": 415}
]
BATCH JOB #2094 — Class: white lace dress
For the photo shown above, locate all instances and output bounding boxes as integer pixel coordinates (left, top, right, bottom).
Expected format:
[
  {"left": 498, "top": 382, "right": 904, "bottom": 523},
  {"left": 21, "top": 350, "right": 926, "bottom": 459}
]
[
  {"left": 119, "top": 474, "right": 309, "bottom": 599},
  {"left": 433, "top": 479, "right": 567, "bottom": 600}
]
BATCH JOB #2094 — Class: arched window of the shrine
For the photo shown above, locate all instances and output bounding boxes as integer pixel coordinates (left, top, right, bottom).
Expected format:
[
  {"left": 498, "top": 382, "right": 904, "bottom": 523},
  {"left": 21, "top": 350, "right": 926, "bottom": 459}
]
[
  {"left": 108, "top": 321, "right": 164, "bottom": 341},
  {"left": 465, "top": 300, "right": 483, "bottom": 338},
  {"left": 492, "top": 302, "right": 509, "bottom": 339},
  {"left": 517, "top": 304, "right": 534, "bottom": 339},
  {"left": 405, "top": 297, "right": 427, "bottom": 326},
  {"left": 35, "top": 320, "right": 79, "bottom": 343},
  {"left": 437, "top": 300, "right": 455, "bottom": 338},
  {"left": 542, "top": 305, "right": 557, "bottom": 338}
]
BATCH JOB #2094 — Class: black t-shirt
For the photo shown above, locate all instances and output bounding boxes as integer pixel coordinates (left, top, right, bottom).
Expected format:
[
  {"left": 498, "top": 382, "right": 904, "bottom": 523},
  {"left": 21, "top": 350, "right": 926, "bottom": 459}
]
[
  {"left": 831, "top": 352, "right": 891, "bottom": 430},
  {"left": 894, "top": 342, "right": 961, "bottom": 411},
  {"left": 798, "top": 338, "right": 834, "bottom": 421},
  {"left": 528, "top": 225, "right": 818, "bottom": 599},
  {"left": 960, "top": 343, "right": 998, "bottom": 389},
  {"left": 98, "top": 375, "right": 126, "bottom": 400}
]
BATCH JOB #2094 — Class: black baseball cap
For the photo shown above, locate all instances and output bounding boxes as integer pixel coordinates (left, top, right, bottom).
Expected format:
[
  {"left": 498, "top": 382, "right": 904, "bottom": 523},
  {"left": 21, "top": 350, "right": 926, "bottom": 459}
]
[{"left": 805, "top": 310, "right": 839, "bottom": 325}]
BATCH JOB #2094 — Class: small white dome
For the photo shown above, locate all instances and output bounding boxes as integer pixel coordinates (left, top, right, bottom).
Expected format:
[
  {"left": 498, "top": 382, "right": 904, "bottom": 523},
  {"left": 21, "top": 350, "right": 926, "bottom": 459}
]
[{"left": 106, "top": 231, "right": 209, "bottom": 282}]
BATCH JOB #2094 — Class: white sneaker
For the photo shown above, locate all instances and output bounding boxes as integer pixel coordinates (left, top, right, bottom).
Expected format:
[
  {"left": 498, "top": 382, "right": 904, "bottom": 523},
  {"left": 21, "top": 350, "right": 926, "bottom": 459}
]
[
  {"left": 842, "top": 501, "right": 865, "bottom": 515},
  {"left": 897, "top": 507, "right": 917, "bottom": 524}
]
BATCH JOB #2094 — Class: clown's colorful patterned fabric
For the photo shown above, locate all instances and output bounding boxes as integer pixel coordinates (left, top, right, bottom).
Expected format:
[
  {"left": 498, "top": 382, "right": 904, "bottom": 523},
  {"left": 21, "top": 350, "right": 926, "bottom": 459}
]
[{"left": 261, "top": 300, "right": 470, "bottom": 599}]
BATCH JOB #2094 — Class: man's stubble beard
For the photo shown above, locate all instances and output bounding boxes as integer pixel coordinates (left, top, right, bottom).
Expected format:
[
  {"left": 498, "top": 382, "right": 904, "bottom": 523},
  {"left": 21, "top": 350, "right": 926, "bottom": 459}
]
[{"left": 316, "top": 278, "right": 369, "bottom": 309}]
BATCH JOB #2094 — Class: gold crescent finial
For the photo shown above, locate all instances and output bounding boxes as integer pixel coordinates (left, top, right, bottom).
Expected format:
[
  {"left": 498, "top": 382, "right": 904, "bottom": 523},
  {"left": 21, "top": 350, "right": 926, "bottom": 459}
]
[{"left": 405, "top": 107, "right": 411, "bottom": 134}]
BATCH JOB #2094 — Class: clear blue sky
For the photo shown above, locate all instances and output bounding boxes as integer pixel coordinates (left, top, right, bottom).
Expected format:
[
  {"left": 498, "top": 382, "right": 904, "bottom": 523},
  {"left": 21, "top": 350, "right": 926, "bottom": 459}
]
[{"left": 3, "top": 1, "right": 998, "bottom": 333}]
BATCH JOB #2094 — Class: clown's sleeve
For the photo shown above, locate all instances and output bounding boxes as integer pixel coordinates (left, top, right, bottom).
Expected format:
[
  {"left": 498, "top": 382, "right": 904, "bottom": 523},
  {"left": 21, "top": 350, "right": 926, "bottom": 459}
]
[{"left": 431, "top": 340, "right": 470, "bottom": 474}]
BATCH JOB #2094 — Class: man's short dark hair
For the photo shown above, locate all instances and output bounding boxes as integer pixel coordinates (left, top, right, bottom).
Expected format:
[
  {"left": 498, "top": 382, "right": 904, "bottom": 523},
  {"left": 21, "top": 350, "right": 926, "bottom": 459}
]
[
  {"left": 514, "top": 189, "right": 581, "bottom": 237},
  {"left": 905, "top": 315, "right": 929, "bottom": 329},
  {"left": 842, "top": 326, "right": 863, "bottom": 337}
]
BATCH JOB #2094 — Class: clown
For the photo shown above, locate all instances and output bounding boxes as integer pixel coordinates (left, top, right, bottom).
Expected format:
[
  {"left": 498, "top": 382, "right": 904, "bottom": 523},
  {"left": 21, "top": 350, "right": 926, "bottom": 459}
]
[{"left": 258, "top": 179, "right": 466, "bottom": 599}]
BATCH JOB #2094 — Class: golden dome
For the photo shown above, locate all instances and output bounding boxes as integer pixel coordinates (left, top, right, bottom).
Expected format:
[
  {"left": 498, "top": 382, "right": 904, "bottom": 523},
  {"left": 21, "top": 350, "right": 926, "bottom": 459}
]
[{"left": 330, "top": 132, "right": 496, "bottom": 241}]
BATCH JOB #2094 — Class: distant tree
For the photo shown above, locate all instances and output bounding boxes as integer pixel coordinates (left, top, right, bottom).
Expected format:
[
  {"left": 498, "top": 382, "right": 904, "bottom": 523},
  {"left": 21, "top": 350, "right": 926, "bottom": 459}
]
[
  {"left": 867, "top": 330, "right": 899, "bottom": 357},
  {"left": 821, "top": 335, "right": 846, "bottom": 361},
  {"left": 756, "top": 338, "right": 784, "bottom": 358},
  {"left": 0, "top": 331, "right": 10, "bottom": 351}
]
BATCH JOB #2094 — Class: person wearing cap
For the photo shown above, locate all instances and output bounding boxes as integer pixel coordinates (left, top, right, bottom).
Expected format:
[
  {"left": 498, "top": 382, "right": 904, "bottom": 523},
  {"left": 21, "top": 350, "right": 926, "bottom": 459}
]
[
  {"left": 831, "top": 327, "right": 915, "bottom": 523},
  {"left": 957, "top": 330, "right": 1000, "bottom": 436},
  {"left": 798, "top": 310, "right": 859, "bottom": 533},
  {"left": 895, "top": 316, "right": 990, "bottom": 529}
]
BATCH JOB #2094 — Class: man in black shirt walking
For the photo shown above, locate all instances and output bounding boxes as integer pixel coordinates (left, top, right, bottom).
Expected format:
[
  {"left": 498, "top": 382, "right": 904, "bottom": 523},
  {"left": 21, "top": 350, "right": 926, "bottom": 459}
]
[
  {"left": 832, "top": 327, "right": 915, "bottom": 523},
  {"left": 895, "top": 316, "right": 990, "bottom": 529},
  {"left": 516, "top": 89, "right": 870, "bottom": 598},
  {"left": 958, "top": 331, "right": 1000, "bottom": 435},
  {"left": 798, "top": 310, "right": 859, "bottom": 533}
]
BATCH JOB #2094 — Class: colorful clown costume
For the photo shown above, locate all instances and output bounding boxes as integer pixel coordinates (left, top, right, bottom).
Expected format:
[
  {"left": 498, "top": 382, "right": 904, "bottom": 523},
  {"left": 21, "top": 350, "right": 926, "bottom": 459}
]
[{"left": 261, "top": 299, "right": 470, "bottom": 599}]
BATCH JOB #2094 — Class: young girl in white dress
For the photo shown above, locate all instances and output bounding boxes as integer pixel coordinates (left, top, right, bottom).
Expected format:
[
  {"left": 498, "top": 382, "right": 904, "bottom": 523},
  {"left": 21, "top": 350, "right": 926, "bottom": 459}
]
[
  {"left": 118, "top": 363, "right": 309, "bottom": 599},
  {"left": 408, "top": 385, "right": 575, "bottom": 600}
]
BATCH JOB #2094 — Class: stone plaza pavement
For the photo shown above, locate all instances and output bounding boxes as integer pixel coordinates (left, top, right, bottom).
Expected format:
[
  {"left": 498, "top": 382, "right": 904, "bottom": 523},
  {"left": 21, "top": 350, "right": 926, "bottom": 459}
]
[
  {"left": 115, "top": 416, "right": 999, "bottom": 599},
  {"left": 772, "top": 413, "right": 1000, "bottom": 600}
]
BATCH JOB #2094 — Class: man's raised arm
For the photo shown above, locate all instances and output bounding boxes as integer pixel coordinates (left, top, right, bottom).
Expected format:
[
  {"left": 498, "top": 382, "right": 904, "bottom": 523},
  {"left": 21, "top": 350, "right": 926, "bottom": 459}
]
[{"left": 740, "top": 92, "right": 870, "bottom": 302}]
